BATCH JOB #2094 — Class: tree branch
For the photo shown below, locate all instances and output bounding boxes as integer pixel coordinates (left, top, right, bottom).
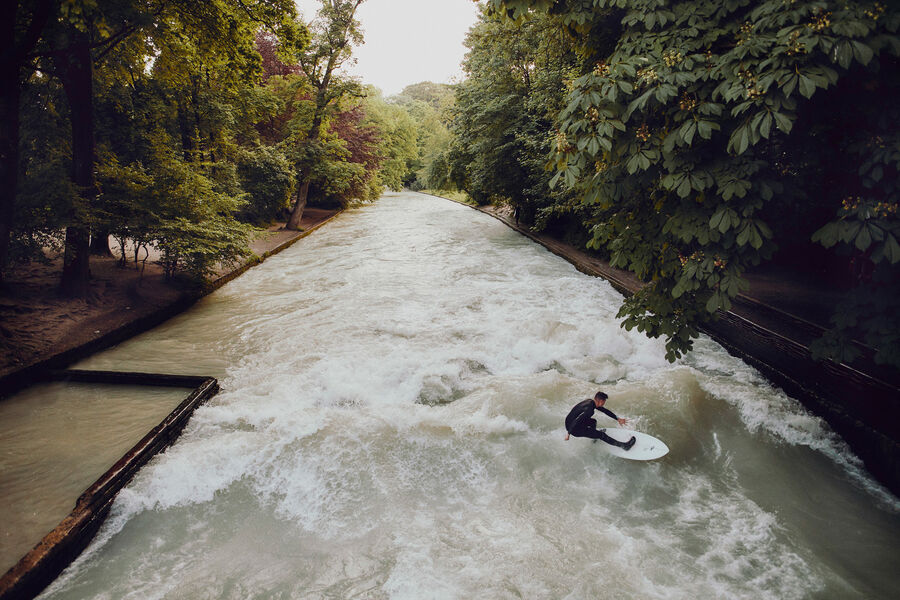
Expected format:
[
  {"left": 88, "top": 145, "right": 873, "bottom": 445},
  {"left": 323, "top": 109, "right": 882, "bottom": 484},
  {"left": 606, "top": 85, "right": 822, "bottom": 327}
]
[{"left": 91, "top": 22, "right": 141, "bottom": 62}]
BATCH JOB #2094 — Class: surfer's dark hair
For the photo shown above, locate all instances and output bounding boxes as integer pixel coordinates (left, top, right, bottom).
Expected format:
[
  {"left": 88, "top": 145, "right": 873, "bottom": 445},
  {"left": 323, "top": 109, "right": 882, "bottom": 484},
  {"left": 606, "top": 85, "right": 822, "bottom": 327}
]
[{"left": 594, "top": 391, "right": 608, "bottom": 400}]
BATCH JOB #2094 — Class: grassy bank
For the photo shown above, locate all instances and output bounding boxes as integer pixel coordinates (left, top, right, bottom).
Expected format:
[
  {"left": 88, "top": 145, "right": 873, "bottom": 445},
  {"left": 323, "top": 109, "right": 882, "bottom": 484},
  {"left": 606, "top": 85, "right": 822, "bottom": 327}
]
[{"left": 419, "top": 189, "right": 476, "bottom": 206}]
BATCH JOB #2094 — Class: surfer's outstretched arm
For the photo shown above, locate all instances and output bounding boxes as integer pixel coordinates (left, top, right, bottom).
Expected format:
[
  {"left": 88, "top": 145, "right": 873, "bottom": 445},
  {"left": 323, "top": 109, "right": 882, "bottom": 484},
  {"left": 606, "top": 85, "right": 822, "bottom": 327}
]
[{"left": 599, "top": 406, "right": 628, "bottom": 426}]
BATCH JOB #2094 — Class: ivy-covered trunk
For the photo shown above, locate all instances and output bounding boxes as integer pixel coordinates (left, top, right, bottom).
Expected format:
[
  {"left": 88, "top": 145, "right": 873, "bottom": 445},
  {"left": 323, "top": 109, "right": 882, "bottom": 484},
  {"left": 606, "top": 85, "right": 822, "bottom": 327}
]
[{"left": 59, "top": 31, "right": 95, "bottom": 297}]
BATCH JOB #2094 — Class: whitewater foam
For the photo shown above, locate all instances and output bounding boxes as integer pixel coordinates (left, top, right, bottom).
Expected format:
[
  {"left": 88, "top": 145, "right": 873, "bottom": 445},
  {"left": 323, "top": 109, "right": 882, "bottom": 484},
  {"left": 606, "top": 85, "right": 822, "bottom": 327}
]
[{"left": 43, "top": 192, "right": 900, "bottom": 600}]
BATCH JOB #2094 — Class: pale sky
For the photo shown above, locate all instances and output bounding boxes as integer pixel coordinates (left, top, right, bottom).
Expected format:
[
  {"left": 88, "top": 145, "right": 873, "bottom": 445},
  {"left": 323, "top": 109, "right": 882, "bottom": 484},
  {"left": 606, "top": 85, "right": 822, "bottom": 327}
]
[{"left": 295, "top": 0, "right": 482, "bottom": 96}]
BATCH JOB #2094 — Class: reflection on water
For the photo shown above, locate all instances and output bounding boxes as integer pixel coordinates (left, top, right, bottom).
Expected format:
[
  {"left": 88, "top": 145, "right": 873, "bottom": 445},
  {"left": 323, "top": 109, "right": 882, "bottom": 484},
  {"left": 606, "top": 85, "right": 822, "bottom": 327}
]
[
  {"left": 0, "top": 383, "right": 191, "bottom": 572},
  {"left": 37, "top": 192, "right": 900, "bottom": 599}
]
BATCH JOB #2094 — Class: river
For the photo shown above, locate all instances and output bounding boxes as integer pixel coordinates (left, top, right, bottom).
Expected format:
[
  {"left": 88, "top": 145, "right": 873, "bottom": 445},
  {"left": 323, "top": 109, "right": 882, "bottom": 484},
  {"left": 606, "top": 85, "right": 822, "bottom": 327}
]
[{"left": 40, "top": 192, "right": 900, "bottom": 599}]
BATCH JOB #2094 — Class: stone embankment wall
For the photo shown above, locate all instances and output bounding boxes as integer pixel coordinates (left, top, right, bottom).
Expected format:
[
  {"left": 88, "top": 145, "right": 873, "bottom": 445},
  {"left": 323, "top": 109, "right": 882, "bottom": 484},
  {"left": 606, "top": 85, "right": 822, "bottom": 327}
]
[{"left": 0, "top": 372, "right": 219, "bottom": 600}]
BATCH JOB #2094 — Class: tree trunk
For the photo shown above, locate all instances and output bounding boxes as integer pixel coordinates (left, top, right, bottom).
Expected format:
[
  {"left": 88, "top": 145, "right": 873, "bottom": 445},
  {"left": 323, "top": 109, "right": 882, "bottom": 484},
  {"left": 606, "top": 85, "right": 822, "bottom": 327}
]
[
  {"left": 285, "top": 98, "right": 328, "bottom": 231},
  {"left": 0, "top": 60, "right": 18, "bottom": 287},
  {"left": 286, "top": 180, "right": 310, "bottom": 230},
  {"left": 0, "top": 1, "right": 55, "bottom": 286},
  {"left": 59, "top": 32, "right": 95, "bottom": 297},
  {"left": 285, "top": 53, "right": 337, "bottom": 231},
  {"left": 60, "top": 225, "right": 91, "bottom": 295},
  {"left": 90, "top": 229, "right": 111, "bottom": 255}
]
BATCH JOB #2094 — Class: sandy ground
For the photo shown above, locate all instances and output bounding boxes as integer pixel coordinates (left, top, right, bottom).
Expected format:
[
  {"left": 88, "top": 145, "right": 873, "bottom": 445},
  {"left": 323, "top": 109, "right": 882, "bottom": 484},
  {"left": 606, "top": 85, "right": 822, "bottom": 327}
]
[{"left": 0, "top": 209, "right": 337, "bottom": 379}]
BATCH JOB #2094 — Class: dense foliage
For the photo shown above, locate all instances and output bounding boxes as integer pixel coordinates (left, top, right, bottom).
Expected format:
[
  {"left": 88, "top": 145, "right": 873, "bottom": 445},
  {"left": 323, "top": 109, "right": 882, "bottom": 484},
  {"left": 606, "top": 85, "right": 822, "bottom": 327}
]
[
  {"left": 388, "top": 82, "right": 456, "bottom": 190},
  {"left": 4, "top": 0, "right": 415, "bottom": 291},
  {"left": 473, "top": 0, "right": 900, "bottom": 368},
  {"left": 447, "top": 9, "right": 583, "bottom": 235}
]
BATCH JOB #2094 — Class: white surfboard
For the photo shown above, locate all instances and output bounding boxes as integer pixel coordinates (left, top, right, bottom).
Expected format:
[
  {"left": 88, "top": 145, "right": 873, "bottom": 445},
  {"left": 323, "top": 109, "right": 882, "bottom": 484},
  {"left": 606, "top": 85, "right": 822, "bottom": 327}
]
[{"left": 598, "top": 428, "right": 669, "bottom": 461}]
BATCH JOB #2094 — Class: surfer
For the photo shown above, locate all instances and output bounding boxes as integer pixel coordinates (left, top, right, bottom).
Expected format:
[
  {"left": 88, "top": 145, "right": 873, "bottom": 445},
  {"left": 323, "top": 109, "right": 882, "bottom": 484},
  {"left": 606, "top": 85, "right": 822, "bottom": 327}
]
[{"left": 564, "top": 391, "right": 636, "bottom": 450}]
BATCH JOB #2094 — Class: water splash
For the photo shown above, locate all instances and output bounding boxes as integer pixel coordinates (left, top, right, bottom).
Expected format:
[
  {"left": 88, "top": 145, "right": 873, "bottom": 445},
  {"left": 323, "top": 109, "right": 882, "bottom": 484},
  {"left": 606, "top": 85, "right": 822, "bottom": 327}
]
[{"left": 44, "top": 193, "right": 900, "bottom": 600}]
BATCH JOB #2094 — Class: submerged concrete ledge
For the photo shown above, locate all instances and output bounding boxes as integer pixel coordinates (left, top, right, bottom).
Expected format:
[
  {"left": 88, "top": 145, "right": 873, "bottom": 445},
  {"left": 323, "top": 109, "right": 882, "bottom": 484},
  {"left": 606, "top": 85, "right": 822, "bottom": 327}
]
[
  {"left": 0, "top": 370, "right": 219, "bottom": 600},
  {"left": 0, "top": 210, "right": 341, "bottom": 598}
]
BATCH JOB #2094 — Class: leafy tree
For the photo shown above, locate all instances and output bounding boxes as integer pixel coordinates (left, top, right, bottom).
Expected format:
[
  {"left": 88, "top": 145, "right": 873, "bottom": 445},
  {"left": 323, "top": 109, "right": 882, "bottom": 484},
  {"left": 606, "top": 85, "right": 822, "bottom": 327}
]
[
  {"left": 390, "top": 84, "right": 456, "bottom": 189},
  {"left": 0, "top": 0, "right": 55, "bottom": 287},
  {"left": 147, "top": 146, "right": 256, "bottom": 282},
  {"left": 362, "top": 91, "right": 418, "bottom": 192},
  {"left": 327, "top": 102, "right": 382, "bottom": 201},
  {"left": 294, "top": 91, "right": 416, "bottom": 208},
  {"left": 449, "top": 7, "right": 579, "bottom": 233},
  {"left": 423, "top": 151, "right": 452, "bottom": 191},
  {"left": 22, "top": 0, "right": 301, "bottom": 295},
  {"left": 14, "top": 67, "right": 70, "bottom": 266},
  {"left": 235, "top": 144, "right": 296, "bottom": 223},
  {"left": 488, "top": 0, "right": 900, "bottom": 366},
  {"left": 93, "top": 156, "right": 148, "bottom": 266},
  {"left": 286, "top": 0, "right": 366, "bottom": 230},
  {"left": 392, "top": 81, "right": 456, "bottom": 109}
]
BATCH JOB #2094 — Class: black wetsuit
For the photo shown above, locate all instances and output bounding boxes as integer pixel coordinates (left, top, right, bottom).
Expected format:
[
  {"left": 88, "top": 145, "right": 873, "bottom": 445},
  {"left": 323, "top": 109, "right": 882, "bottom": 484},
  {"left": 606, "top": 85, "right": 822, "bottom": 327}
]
[{"left": 565, "top": 399, "right": 621, "bottom": 446}]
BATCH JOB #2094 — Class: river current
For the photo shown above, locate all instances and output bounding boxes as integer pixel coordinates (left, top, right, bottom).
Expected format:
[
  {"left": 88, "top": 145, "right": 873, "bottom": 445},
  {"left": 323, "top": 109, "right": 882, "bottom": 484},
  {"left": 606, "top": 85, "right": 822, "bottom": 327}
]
[{"left": 41, "top": 192, "right": 900, "bottom": 599}]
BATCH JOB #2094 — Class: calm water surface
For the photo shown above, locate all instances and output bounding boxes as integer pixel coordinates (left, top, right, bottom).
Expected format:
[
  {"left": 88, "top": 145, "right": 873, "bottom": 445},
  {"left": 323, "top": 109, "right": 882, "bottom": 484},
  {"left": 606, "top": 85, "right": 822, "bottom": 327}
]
[
  {"left": 0, "top": 384, "right": 189, "bottom": 573},
  {"left": 40, "top": 192, "right": 900, "bottom": 599}
]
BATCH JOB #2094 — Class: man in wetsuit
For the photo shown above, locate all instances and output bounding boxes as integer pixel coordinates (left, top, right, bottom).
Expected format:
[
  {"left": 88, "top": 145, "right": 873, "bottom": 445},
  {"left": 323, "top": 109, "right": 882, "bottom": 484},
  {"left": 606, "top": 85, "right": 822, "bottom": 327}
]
[{"left": 564, "top": 391, "right": 636, "bottom": 450}]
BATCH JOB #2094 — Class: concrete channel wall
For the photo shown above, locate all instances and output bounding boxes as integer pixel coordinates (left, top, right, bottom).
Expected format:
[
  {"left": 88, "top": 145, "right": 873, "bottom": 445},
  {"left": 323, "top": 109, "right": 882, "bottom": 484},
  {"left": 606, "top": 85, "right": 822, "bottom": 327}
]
[{"left": 1, "top": 198, "right": 896, "bottom": 597}]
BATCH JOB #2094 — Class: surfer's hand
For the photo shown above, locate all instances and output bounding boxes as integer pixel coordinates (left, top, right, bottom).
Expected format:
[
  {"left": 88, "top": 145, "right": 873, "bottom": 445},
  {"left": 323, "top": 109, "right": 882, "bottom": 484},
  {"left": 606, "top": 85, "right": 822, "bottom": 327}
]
[
  {"left": 564, "top": 433, "right": 570, "bottom": 441},
  {"left": 618, "top": 418, "right": 627, "bottom": 426}
]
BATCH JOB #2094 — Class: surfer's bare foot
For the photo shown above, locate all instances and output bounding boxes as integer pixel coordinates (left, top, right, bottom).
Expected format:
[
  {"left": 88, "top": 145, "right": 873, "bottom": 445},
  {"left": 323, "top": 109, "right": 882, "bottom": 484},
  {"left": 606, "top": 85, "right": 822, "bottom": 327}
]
[{"left": 623, "top": 436, "right": 636, "bottom": 451}]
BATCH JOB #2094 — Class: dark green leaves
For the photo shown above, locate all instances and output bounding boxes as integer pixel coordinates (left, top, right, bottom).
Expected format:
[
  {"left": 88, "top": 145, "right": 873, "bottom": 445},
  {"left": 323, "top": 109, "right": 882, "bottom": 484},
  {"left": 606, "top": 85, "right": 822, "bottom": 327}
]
[{"left": 485, "top": 0, "right": 900, "bottom": 367}]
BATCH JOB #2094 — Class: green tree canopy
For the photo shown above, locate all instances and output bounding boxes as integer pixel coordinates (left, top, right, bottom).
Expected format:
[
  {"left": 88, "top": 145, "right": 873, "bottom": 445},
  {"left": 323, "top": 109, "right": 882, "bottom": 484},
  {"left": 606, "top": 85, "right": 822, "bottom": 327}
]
[
  {"left": 285, "top": 0, "right": 366, "bottom": 230},
  {"left": 449, "top": 6, "right": 579, "bottom": 232},
  {"left": 390, "top": 83, "right": 456, "bottom": 189},
  {"left": 485, "top": 0, "right": 900, "bottom": 367}
]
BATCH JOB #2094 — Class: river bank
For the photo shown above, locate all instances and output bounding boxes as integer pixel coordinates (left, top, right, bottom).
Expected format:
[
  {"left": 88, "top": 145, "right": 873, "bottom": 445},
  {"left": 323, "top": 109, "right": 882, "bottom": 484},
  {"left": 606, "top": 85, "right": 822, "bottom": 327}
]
[
  {"left": 0, "top": 208, "right": 340, "bottom": 599},
  {"left": 0, "top": 209, "right": 340, "bottom": 395}
]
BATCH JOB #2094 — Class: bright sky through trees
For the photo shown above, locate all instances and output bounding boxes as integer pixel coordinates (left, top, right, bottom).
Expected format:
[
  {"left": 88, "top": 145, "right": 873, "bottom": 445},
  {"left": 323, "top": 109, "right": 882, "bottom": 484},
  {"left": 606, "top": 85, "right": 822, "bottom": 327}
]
[{"left": 295, "top": 0, "right": 481, "bottom": 96}]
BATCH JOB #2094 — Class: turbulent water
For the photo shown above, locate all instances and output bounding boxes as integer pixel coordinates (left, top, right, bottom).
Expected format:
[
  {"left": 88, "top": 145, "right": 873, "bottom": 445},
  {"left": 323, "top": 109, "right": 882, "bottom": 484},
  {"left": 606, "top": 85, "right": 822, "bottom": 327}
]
[{"left": 41, "top": 192, "right": 900, "bottom": 599}]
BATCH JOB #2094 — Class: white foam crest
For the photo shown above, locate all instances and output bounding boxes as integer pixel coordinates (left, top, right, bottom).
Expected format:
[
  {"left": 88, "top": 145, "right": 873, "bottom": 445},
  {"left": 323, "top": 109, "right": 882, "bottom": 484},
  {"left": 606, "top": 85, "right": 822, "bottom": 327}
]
[
  {"left": 125, "top": 433, "right": 262, "bottom": 509},
  {"left": 686, "top": 336, "right": 900, "bottom": 511},
  {"left": 381, "top": 527, "right": 463, "bottom": 599},
  {"left": 666, "top": 472, "right": 825, "bottom": 599},
  {"left": 250, "top": 419, "right": 497, "bottom": 539}
]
